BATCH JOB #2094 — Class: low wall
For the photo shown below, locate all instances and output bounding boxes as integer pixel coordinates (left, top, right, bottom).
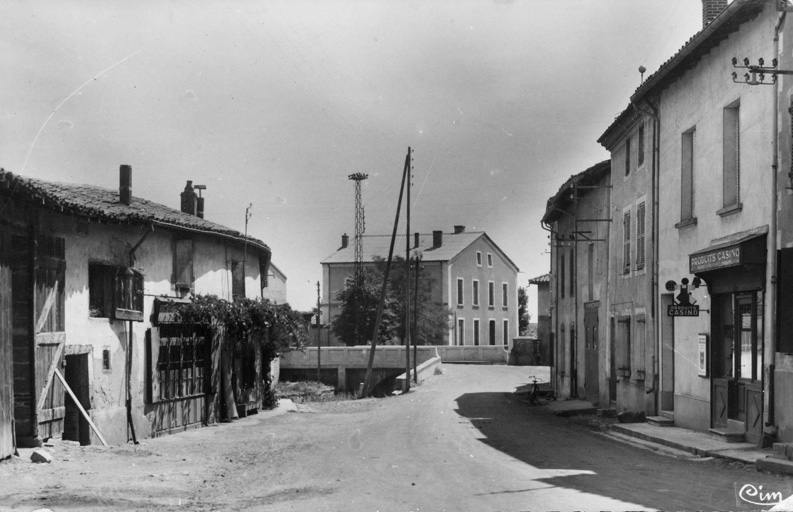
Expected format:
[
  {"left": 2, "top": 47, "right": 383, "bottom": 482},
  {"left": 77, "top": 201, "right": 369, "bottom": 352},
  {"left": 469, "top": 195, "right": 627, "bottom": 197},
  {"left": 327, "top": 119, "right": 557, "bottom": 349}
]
[
  {"left": 434, "top": 345, "right": 509, "bottom": 364},
  {"left": 280, "top": 345, "right": 440, "bottom": 369}
]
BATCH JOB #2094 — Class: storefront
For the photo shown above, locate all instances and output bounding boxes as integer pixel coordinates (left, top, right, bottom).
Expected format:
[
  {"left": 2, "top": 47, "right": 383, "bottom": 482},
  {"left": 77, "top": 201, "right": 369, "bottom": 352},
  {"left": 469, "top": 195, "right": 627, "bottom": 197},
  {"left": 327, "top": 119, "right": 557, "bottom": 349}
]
[{"left": 689, "top": 229, "right": 767, "bottom": 444}]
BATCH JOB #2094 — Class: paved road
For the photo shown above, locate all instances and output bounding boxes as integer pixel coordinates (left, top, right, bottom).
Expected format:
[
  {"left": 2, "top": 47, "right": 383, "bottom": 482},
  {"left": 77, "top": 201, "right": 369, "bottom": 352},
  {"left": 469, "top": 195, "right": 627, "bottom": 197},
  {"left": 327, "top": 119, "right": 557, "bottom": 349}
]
[{"left": 2, "top": 364, "right": 792, "bottom": 511}]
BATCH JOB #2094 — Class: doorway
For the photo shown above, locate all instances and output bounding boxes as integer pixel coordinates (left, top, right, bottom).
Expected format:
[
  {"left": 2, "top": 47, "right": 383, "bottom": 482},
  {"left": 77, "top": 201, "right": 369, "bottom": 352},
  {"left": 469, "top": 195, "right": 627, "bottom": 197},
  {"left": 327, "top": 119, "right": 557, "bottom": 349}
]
[
  {"left": 711, "top": 292, "right": 763, "bottom": 443},
  {"left": 661, "top": 294, "right": 675, "bottom": 412},
  {"left": 584, "top": 302, "right": 599, "bottom": 404},
  {"left": 63, "top": 353, "right": 91, "bottom": 445}
]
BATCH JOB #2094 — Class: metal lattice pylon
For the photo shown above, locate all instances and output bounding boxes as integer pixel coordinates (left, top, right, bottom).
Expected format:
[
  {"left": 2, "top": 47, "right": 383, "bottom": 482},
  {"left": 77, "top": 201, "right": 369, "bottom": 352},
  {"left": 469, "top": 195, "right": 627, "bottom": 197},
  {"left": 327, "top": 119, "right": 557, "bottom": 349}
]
[{"left": 348, "top": 172, "right": 368, "bottom": 287}]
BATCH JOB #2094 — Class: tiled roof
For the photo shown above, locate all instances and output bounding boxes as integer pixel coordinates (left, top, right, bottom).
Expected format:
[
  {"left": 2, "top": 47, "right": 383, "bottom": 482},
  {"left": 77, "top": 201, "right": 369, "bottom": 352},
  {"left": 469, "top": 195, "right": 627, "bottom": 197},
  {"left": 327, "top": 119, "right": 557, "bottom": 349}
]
[
  {"left": 322, "top": 231, "right": 519, "bottom": 271},
  {"left": 542, "top": 160, "right": 610, "bottom": 225},
  {"left": 0, "top": 169, "right": 269, "bottom": 253},
  {"left": 528, "top": 273, "right": 550, "bottom": 284}
]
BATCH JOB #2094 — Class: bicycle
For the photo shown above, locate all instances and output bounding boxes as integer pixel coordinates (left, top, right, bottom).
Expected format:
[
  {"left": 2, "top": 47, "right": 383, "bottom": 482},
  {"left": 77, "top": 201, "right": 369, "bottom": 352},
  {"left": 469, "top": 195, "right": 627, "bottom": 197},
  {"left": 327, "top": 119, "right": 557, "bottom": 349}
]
[{"left": 527, "top": 375, "right": 541, "bottom": 405}]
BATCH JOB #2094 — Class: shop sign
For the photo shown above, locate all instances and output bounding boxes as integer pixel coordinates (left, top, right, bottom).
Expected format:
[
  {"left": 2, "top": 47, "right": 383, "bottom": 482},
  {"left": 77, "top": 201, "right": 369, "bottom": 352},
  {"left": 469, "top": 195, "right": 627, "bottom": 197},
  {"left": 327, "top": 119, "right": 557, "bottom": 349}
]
[
  {"left": 667, "top": 304, "right": 700, "bottom": 317},
  {"left": 689, "top": 246, "right": 741, "bottom": 273}
]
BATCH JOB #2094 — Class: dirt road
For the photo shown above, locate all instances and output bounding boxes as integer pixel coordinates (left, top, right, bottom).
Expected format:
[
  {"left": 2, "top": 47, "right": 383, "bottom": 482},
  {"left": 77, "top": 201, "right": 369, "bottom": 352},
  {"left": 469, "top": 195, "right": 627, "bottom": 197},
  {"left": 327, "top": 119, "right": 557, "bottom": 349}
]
[{"left": 1, "top": 364, "right": 790, "bottom": 511}]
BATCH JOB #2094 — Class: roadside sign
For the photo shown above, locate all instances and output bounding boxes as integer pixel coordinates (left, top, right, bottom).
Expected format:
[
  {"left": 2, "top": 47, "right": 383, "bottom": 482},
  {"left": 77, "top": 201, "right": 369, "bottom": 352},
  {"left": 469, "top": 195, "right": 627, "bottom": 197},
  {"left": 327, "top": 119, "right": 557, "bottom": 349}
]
[{"left": 668, "top": 304, "right": 699, "bottom": 317}]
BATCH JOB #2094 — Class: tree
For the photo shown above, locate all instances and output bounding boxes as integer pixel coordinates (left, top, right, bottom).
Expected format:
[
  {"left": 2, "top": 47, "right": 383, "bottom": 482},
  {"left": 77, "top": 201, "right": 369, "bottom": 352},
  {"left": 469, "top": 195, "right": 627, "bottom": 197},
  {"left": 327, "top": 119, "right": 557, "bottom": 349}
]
[
  {"left": 518, "top": 286, "right": 530, "bottom": 336},
  {"left": 331, "top": 257, "right": 450, "bottom": 346},
  {"left": 330, "top": 268, "right": 400, "bottom": 346}
]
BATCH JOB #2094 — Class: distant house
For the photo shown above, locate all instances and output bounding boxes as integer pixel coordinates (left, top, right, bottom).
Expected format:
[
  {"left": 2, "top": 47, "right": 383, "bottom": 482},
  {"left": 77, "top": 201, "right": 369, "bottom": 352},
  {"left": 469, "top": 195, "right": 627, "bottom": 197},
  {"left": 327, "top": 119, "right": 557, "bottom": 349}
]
[
  {"left": 0, "top": 166, "right": 271, "bottom": 455},
  {"left": 321, "top": 226, "right": 520, "bottom": 347},
  {"left": 262, "top": 262, "right": 287, "bottom": 304},
  {"left": 528, "top": 273, "right": 550, "bottom": 345}
]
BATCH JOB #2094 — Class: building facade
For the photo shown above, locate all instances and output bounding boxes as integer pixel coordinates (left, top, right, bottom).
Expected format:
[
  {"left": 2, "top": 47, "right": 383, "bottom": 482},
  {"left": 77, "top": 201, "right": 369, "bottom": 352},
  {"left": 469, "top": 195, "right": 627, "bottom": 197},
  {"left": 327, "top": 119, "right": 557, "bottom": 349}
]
[
  {"left": 542, "top": 161, "right": 611, "bottom": 402},
  {"left": 321, "top": 227, "right": 520, "bottom": 348},
  {"left": 0, "top": 166, "right": 272, "bottom": 452}
]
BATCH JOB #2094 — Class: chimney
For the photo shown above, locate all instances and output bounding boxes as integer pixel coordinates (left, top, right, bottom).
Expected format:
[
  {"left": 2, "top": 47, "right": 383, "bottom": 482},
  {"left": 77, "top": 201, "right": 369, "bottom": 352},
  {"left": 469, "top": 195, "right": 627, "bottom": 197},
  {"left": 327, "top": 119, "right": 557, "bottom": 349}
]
[
  {"left": 702, "top": 0, "right": 727, "bottom": 27},
  {"left": 433, "top": 230, "right": 443, "bottom": 248},
  {"left": 180, "top": 181, "right": 196, "bottom": 215},
  {"left": 454, "top": 225, "right": 465, "bottom": 234},
  {"left": 341, "top": 233, "right": 349, "bottom": 249},
  {"left": 196, "top": 196, "right": 205, "bottom": 219},
  {"left": 414, "top": 232, "right": 420, "bottom": 248},
  {"left": 119, "top": 165, "right": 132, "bottom": 206}
]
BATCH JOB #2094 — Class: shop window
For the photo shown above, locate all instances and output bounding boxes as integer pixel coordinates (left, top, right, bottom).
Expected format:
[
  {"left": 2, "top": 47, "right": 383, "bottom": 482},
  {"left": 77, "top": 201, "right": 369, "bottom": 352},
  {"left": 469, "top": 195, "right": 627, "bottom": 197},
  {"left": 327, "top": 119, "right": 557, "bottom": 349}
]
[
  {"left": 681, "top": 128, "right": 696, "bottom": 223},
  {"left": 150, "top": 324, "right": 211, "bottom": 401},
  {"left": 89, "top": 263, "right": 144, "bottom": 321},
  {"left": 723, "top": 102, "right": 741, "bottom": 209}
]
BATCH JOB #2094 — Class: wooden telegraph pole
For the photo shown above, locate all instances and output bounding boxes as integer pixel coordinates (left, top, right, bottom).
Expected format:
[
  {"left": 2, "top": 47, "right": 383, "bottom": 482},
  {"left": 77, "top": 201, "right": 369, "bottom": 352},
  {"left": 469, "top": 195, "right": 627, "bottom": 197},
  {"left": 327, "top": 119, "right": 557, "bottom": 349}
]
[{"left": 404, "top": 147, "right": 411, "bottom": 392}]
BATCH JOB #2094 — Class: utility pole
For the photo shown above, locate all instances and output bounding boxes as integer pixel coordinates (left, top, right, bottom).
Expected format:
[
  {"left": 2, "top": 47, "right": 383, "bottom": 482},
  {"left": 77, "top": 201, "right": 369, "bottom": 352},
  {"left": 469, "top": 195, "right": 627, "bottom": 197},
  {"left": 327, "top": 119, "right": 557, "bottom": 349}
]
[
  {"left": 404, "top": 147, "right": 412, "bottom": 392},
  {"left": 413, "top": 253, "right": 421, "bottom": 383},
  {"left": 316, "top": 281, "right": 321, "bottom": 383}
]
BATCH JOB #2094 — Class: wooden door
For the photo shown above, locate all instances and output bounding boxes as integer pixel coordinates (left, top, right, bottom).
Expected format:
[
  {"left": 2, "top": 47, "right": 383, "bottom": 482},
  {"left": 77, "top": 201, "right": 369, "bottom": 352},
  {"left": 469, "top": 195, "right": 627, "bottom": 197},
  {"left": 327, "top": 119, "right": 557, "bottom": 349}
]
[
  {"left": 34, "top": 234, "right": 66, "bottom": 439},
  {"left": 584, "top": 304, "right": 599, "bottom": 404},
  {"left": 0, "top": 225, "right": 14, "bottom": 458}
]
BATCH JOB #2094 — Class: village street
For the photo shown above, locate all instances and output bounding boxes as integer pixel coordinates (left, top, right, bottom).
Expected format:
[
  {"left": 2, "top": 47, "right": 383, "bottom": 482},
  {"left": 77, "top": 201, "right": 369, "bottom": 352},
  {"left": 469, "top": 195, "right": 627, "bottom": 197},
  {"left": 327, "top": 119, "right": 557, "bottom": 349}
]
[{"left": 1, "top": 364, "right": 792, "bottom": 511}]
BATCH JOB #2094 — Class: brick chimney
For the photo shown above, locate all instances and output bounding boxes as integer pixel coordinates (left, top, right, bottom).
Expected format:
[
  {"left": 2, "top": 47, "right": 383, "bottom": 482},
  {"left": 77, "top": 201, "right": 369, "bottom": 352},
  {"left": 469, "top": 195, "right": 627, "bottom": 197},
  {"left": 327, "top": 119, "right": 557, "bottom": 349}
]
[
  {"left": 414, "top": 232, "right": 420, "bottom": 248},
  {"left": 196, "top": 196, "right": 205, "bottom": 219},
  {"left": 119, "top": 165, "right": 132, "bottom": 206},
  {"left": 454, "top": 225, "right": 465, "bottom": 234},
  {"left": 432, "top": 230, "right": 443, "bottom": 248},
  {"left": 180, "top": 181, "right": 197, "bottom": 215},
  {"left": 702, "top": 0, "right": 727, "bottom": 27},
  {"left": 341, "top": 233, "right": 349, "bottom": 249}
]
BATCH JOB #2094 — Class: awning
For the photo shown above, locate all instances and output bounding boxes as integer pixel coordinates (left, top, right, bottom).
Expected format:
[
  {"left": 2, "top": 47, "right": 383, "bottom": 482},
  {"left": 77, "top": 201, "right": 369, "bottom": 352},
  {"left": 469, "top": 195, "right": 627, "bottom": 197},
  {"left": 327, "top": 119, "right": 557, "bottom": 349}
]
[{"left": 689, "top": 226, "right": 767, "bottom": 274}]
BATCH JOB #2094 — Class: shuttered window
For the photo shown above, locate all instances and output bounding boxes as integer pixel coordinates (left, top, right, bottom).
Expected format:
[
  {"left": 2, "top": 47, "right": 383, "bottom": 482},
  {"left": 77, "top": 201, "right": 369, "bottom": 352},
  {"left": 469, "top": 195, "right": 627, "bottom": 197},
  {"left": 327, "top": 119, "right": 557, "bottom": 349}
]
[
  {"left": 636, "top": 202, "right": 646, "bottom": 270},
  {"left": 623, "top": 211, "right": 631, "bottom": 274}
]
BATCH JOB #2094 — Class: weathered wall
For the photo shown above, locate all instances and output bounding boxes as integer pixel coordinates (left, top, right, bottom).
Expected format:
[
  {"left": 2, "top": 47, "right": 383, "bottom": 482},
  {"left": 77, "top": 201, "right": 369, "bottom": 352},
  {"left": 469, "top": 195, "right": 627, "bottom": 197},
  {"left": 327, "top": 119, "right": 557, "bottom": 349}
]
[{"left": 656, "top": 6, "right": 775, "bottom": 433}]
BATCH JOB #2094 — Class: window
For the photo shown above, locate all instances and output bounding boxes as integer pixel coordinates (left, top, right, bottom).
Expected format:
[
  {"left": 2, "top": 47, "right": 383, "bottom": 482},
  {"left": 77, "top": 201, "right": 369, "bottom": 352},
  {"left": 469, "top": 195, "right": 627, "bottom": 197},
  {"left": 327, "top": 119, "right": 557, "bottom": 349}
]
[
  {"left": 503, "top": 319, "right": 509, "bottom": 346},
  {"left": 587, "top": 243, "right": 594, "bottom": 300},
  {"left": 89, "top": 262, "right": 144, "bottom": 321},
  {"left": 174, "top": 236, "right": 194, "bottom": 296},
  {"left": 488, "top": 281, "right": 495, "bottom": 308},
  {"left": 476, "top": 251, "right": 482, "bottom": 266},
  {"left": 472, "top": 280, "right": 480, "bottom": 307},
  {"left": 625, "top": 136, "right": 631, "bottom": 176},
  {"left": 681, "top": 129, "right": 695, "bottom": 222},
  {"left": 638, "top": 124, "right": 645, "bottom": 167},
  {"left": 623, "top": 211, "right": 631, "bottom": 274},
  {"left": 473, "top": 319, "right": 480, "bottom": 346},
  {"left": 617, "top": 316, "right": 631, "bottom": 373},
  {"left": 458, "top": 318, "right": 465, "bottom": 346},
  {"left": 231, "top": 260, "right": 245, "bottom": 300},
  {"left": 102, "top": 347, "right": 111, "bottom": 371},
  {"left": 723, "top": 103, "right": 740, "bottom": 208},
  {"left": 489, "top": 319, "right": 496, "bottom": 346},
  {"left": 457, "top": 278, "right": 464, "bottom": 306},
  {"left": 502, "top": 283, "right": 508, "bottom": 307},
  {"left": 151, "top": 324, "right": 211, "bottom": 401},
  {"left": 636, "top": 202, "right": 646, "bottom": 270},
  {"left": 487, "top": 253, "right": 493, "bottom": 267},
  {"left": 560, "top": 253, "right": 566, "bottom": 299}
]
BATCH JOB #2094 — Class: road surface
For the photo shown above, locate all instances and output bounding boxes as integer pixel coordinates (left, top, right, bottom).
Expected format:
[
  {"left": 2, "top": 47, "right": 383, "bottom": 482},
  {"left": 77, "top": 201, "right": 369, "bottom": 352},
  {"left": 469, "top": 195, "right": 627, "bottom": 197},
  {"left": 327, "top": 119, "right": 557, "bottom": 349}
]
[{"left": 1, "top": 364, "right": 791, "bottom": 511}]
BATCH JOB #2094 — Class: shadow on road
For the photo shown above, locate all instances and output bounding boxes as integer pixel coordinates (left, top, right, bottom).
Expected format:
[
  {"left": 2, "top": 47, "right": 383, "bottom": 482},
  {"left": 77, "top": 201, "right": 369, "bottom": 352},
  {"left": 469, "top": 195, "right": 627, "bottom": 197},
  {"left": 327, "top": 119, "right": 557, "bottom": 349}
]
[{"left": 454, "top": 391, "right": 782, "bottom": 511}]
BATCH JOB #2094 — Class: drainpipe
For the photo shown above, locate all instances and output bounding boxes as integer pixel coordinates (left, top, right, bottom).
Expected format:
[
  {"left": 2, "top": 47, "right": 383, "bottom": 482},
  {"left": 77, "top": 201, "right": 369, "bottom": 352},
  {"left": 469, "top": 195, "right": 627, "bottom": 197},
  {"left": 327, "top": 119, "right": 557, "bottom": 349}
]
[
  {"left": 632, "top": 99, "right": 661, "bottom": 414},
  {"left": 767, "top": 11, "right": 786, "bottom": 434},
  {"left": 541, "top": 220, "right": 559, "bottom": 395}
]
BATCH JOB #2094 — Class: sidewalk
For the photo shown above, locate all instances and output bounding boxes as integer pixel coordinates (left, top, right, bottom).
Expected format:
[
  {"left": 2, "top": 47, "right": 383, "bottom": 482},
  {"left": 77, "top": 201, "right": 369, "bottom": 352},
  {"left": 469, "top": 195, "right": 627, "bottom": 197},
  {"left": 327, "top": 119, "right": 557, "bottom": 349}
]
[{"left": 542, "top": 399, "right": 774, "bottom": 467}]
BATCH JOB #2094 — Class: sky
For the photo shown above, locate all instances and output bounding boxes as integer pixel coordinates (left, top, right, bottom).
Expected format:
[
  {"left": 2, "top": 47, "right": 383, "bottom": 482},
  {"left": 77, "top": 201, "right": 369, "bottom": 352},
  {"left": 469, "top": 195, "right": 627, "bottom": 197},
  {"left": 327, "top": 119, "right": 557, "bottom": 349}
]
[{"left": 1, "top": 0, "right": 704, "bottom": 315}]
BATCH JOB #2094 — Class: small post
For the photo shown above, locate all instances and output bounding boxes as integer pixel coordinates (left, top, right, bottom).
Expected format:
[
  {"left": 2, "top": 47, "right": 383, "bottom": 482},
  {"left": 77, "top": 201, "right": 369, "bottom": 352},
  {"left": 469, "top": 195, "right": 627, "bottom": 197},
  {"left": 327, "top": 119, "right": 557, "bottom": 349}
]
[{"left": 316, "top": 281, "right": 321, "bottom": 383}]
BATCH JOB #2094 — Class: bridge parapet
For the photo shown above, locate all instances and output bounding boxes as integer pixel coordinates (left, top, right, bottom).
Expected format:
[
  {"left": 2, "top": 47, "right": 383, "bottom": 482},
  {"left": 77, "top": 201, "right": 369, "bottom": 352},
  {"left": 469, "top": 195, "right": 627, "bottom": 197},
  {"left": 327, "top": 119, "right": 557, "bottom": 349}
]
[{"left": 280, "top": 345, "right": 440, "bottom": 370}]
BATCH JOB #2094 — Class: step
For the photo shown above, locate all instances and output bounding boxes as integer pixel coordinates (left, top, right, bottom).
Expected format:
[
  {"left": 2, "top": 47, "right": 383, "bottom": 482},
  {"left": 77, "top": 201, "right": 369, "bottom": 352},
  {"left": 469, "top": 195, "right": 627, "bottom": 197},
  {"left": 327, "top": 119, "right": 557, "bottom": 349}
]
[
  {"left": 709, "top": 428, "right": 745, "bottom": 443},
  {"left": 659, "top": 410, "right": 674, "bottom": 420},
  {"left": 646, "top": 415, "right": 674, "bottom": 427},
  {"left": 772, "top": 442, "right": 793, "bottom": 461},
  {"left": 597, "top": 408, "right": 617, "bottom": 418}
]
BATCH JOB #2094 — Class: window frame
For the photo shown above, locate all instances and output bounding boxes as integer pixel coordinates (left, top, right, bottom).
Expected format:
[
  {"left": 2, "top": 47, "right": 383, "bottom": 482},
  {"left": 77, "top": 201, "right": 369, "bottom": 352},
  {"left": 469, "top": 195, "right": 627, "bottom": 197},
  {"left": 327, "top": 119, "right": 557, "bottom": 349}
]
[
  {"left": 680, "top": 128, "right": 696, "bottom": 225},
  {"left": 173, "top": 235, "right": 195, "bottom": 296},
  {"left": 473, "top": 318, "right": 480, "bottom": 346},
  {"left": 623, "top": 210, "right": 632, "bottom": 275},
  {"left": 625, "top": 136, "right": 631, "bottom": 176},
  {"left": 502, "top": 282, "right": 508, "bottom": 308},
  {"left": 89, "top": 261, "right": 144, "bottom": 321},
  {"left": 476, "top": 251, "right": 482, "bottom": 267},
  {"left": 488, "top": 280, "right": 495, "bottom": 308},
  {"left": 638, "top": 124, "right": 645, "bottom": 168},
  {"left": 457, "top": 318, "right": 465, "bottom": 346},
  {"left": 722, "top": 101, "right": 741, "bottom": 211},
  {"left": 457, "top": 277, "right": 464, "bottom": 307},
  {"left": 503, "top": 319, "right": 509, "bottom": 346},
  {"left": 487, "top": 253, "right": 493, "bottom": 267},
  {"left": 472, "top": 279, "right": 480, "bottom": 307},
  {"left": 636, "top": 202, "right": 646, "bottom": 271}
]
